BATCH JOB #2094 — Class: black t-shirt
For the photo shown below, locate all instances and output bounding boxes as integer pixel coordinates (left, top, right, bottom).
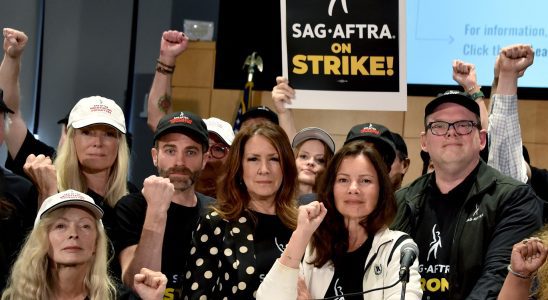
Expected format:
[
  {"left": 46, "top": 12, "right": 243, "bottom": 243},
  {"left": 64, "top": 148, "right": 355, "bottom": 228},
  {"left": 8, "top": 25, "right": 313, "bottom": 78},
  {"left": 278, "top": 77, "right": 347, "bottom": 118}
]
[
  {"left": 115, "top": 192, "right": 213, "bottom": 299},
  {"left": 324, "top": 237, "right": 373, "bottom": 300},
  {"left": 252, "top": 211, "right": 293, "bottom": 283},
  {"left": 414, "top": 165, "right": 478, "bottom": 300},
  {"left": 5, "top": 129, "right": 56, "bottom": 179},
  {"left": 86, "top": 189, "right": 127, "bottom": 282},
  {"left": 0, "top": 167, "right": 37, "bottom": 291}
]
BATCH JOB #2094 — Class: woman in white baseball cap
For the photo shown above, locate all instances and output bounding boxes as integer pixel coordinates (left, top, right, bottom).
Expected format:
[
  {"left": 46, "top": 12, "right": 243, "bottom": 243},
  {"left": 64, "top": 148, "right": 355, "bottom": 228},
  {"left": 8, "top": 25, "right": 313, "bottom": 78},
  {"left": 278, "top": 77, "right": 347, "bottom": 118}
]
[
  {"left": 54, "top": 96, "right": 130, "bottom": 209},
  {"left": 1, "top": 190, "right": 167, "bottom": 300}
]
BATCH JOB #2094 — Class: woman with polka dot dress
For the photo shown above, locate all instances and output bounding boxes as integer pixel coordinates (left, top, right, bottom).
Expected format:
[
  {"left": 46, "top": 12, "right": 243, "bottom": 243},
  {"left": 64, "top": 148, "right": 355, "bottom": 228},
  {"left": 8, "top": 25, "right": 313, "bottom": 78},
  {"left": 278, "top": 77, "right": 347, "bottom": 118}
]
[{"left": 183, "top": 123, "right": 298, "bottom": 299}]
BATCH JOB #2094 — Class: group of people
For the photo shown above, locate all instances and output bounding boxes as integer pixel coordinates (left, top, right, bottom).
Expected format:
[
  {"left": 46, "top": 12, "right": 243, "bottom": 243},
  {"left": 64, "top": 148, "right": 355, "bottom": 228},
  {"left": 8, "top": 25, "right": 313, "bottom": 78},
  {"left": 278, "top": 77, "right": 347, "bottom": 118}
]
[{"left": 0, "top": 26, "right": 547, "bottom": 300}]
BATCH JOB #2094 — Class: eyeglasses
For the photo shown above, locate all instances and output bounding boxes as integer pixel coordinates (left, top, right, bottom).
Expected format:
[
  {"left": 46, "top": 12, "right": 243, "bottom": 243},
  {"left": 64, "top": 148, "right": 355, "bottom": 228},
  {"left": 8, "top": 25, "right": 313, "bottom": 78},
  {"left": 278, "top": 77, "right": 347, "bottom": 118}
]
[
  {"left": 426, "top": 120, "right": 479, "bottom": 136},
  {"left": 209, "top": 143, "right": 229, "bottom": 159}
]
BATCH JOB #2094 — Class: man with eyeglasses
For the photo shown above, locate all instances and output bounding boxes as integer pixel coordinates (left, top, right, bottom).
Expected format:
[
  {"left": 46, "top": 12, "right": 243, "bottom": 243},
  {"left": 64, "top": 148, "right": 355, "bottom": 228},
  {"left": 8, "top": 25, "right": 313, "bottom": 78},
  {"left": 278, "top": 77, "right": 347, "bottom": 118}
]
[
  {"left": 195, "top": 117, "right": 235, "bottom": 197},
  {"left": 391, "top": 90, "right": 542, "bottom": 300}
]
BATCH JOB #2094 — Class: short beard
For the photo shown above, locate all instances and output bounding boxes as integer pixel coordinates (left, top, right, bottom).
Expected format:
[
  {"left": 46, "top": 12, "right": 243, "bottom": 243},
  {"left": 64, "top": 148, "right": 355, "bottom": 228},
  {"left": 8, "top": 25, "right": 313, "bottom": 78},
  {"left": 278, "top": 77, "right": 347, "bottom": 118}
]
[{"left": 158, "top": 166, "right": 201, "bottom": 192}]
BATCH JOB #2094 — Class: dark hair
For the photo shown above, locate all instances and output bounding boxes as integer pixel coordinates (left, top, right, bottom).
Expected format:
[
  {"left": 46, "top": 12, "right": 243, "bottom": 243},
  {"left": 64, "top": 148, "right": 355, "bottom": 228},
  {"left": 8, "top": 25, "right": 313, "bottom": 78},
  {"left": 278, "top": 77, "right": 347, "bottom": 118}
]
[
  {"left": 0, "top": 170, "right": 16, "bottom": 219},
  {"left": 390, "top": 132, "right": 408, "bottom": 160},
  {"left": 213, "top": 123, "right": 298, "bottom": 229},
  {"left": 294, "top": 139, "right": 335, "bottom": 192},
  {"left": 522, "top": 145, "right": 530, "bottom": 165},
  {"left": 0, "top": 198, "right": 15, "bottom": 219},
  {"left": 420, "top": 150, "right": 431, "bottom": 175},
  {"left": 310, "top": 141, "right": 396, "bottom": 268}
]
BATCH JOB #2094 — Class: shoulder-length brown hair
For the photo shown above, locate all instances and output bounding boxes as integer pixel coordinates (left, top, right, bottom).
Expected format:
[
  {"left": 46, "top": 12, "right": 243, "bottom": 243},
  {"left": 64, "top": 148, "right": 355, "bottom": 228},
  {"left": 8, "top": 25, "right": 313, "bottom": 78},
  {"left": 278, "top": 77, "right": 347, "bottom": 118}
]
[
  {"left": 310, "top": 141, "right": 397, "bottom": 268},
  {"left": 213, "top": 123, "right": 298, "bottom": 230}
]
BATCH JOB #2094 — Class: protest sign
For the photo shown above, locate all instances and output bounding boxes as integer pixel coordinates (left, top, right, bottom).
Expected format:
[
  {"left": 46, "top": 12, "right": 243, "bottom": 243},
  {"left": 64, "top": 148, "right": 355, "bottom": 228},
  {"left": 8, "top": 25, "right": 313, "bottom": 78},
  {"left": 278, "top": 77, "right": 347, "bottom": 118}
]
[{"left": 281, "top": 0, "right": 406, "bottom": 110}]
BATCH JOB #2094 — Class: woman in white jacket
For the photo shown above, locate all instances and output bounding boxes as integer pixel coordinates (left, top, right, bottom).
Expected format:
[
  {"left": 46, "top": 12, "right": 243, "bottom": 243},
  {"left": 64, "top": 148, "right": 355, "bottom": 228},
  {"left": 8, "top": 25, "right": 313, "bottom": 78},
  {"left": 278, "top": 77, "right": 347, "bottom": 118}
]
[{"left": 257, "top": 141, "right": 422, "bottom": 300}]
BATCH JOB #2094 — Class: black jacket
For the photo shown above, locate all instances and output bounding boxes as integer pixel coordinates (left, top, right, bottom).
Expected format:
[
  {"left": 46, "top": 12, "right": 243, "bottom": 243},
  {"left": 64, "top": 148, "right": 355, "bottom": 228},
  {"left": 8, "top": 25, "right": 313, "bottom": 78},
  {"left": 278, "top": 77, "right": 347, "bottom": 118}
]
[{"left": 391, "top": 161, "right": 543, "bottom": 299}]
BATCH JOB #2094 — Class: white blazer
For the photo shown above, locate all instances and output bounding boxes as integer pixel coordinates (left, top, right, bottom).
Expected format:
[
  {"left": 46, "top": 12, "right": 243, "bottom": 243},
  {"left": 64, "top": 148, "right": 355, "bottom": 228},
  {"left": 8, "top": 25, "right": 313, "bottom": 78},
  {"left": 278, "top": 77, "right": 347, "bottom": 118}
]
[{"left": 257, "top": 227, "right": 422, "bottom": 300}]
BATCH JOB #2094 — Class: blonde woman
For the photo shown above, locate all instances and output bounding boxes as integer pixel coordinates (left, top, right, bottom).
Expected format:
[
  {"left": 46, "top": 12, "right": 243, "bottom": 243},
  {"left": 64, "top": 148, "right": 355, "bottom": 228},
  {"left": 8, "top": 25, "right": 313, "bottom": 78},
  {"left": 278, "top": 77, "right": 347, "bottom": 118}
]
[
  {"left": 23, "top": 96, "right": 132, "bottom": 283},
  {"left": 1, "top": 190, "right": 167, "bottom": 300},
  {"left": 53, "top": 95, "right": 130, "bottom": 208},
  {"left": 23, "top": 95, "right": 130, "bottom": 219}
]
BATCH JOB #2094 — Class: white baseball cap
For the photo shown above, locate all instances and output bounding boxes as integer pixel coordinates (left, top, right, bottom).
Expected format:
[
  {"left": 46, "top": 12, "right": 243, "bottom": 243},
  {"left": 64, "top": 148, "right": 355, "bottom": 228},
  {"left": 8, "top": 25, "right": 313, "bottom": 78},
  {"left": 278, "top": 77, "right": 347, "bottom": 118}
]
[
  {"left": 68, "top": 96, "right": 126, "bottom": 133},
  {"left": 34, "top": 189, "right": 103, "bottom": 227},
  {"left": 204, "top": 117, "right": 234, "bottom": 146},
  {"left": 292, "top": 127, "right": 336, "bottom": 154}
]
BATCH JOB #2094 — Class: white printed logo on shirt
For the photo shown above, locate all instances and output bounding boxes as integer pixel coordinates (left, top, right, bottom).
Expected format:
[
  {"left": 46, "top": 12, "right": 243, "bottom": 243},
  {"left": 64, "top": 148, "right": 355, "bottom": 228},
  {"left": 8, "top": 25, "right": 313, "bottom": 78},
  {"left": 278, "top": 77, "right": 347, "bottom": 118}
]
[{"left": 427, "top": 224, "right": 442, "bottom": 261}]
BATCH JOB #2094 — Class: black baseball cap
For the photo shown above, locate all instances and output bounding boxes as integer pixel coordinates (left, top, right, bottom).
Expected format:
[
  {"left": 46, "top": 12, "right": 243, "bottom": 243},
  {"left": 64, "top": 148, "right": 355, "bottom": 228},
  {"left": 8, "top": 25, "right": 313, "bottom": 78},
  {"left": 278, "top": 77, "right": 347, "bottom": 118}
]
[
  {"left": 390, "top": 132, "right": 408, "bottom": 158},
  {"left": 241, "top": 106, "right": 279, "bottom": 125},
  {"left": 57, "top": 112, "right": 70, "bottom": 125},
  {"left": 425, "top": 90, "right": 480, "bottom": 119},
  {"left": 153, "top": 111, "right": 209, "bottom": 151},
  {"left": 0, "top": 89, "right": 14, "bottom": 114},
  {"left": 345, "top": 123, "right": 396, "bottom": 167}
]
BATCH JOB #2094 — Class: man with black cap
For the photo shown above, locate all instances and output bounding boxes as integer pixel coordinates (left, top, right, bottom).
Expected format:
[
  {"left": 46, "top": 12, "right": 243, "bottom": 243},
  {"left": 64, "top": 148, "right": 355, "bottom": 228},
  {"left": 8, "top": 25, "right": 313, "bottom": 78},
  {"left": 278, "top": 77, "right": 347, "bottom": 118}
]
[
  {"left": 238, "top": 105, "right": 279, "bottom": 130},
  {"left": 391, "top": 90, "right": 542, "bottom": 299},
  {"left": 389, "top": 132, "right": 410, "bottom": 190},
  {"left": 115, "top": 111, "right": 214, "bottom": 298},
  {"left": 146, "top": 30, "right": 237, "bottom": 199}
]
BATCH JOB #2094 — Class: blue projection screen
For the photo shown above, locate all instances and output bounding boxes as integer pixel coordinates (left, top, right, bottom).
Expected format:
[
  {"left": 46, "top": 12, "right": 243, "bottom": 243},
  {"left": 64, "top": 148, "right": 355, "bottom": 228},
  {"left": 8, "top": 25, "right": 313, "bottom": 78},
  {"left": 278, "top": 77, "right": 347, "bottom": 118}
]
[{"left": 407, "top": 0, "right": 548, "bottom": 92}]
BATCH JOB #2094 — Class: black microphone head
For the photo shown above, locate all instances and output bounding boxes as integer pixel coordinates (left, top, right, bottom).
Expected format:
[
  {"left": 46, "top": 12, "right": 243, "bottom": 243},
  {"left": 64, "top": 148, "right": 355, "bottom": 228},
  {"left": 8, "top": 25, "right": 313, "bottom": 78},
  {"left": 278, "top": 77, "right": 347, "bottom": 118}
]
[
  {"left": 399, "top": 242, "right": 419, "bottom": 282},
  {"left": 400, "top": 242, "right": 419, "bottom": 258},
  {"left": 400, "top": 242, "right": 419, "bottom": 267}
]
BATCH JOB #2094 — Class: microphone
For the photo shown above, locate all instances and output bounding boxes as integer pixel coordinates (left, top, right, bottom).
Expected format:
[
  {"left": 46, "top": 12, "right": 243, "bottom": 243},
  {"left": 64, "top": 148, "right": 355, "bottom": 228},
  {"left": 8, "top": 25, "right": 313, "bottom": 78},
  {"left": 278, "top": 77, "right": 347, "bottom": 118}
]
[
  {"left": 315, "top": 242, "right": 419, "bottom": 300},
  {"left": 399, "top": 242, "right": 419, "bottom": 283}
]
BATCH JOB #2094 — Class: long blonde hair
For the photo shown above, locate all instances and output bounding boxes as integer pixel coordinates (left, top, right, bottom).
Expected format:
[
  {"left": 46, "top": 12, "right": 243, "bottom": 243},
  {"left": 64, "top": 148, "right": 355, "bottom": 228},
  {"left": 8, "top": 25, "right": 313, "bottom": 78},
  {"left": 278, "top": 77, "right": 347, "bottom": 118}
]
[
  {"left": 535, "top": 227, "right": 548, "bottom": 299},
  {"left": 54, "top": 127, "right": 129, "bottom": 207},
  {"left": 1, "top": 207, "right": 115, "bottom": 300}
]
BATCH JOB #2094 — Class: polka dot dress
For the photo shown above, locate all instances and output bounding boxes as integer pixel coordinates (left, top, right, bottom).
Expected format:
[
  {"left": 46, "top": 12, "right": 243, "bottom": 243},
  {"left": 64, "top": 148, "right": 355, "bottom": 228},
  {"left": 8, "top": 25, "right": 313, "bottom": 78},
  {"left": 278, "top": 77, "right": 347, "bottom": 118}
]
[{"left": 183, "top": 211, "right": 262, "bottom": 299}]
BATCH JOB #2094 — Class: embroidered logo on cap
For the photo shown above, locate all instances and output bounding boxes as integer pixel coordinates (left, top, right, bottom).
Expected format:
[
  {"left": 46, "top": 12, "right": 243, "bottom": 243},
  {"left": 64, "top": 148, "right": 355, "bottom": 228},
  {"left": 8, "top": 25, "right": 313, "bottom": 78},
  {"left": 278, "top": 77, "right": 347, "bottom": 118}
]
[
  {"left": 89, "top": 103, "right": 113, "bottom": 114},
  {"left": 59, "top": 190, "right": 87, "bottom": 200},
  {"left": 360, "top": 123, "right": 380, "bottom": 136},
  {"left": 443, "top": 90, "right": 461, "bottom": 95},
  {"left": 169, "top": 112, "right": 193, "bottom": 125},
  {"left": 87, "top": 98, "right": 113, "bottom": 114}
]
